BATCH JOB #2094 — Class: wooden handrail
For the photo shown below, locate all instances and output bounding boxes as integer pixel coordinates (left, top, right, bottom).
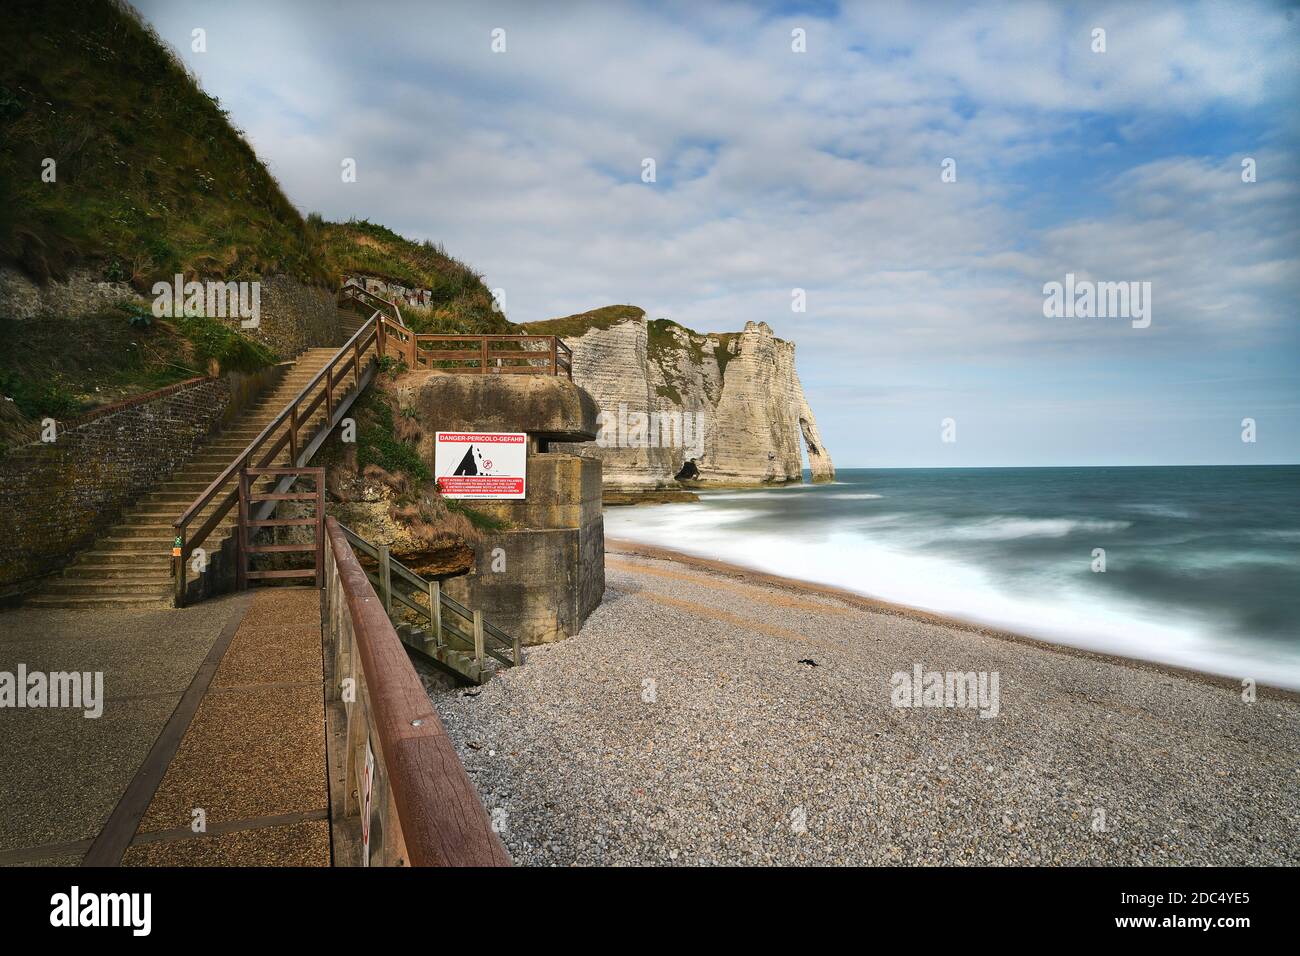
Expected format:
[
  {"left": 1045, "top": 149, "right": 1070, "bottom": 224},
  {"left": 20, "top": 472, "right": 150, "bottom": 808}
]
[
  {"left": 172, "top": 318, "right": 380, "bottom": 605},
  {"left": 337, "top": 523, "right": 519, "bottom": 667},
  {"left": 378, "top": 331, "right": 573, "bottom": 379},
  {"left": 341, "top": 279, "right": 406, "bottom": 329},
  {"left": 324, "top": 517, "right": 511, "bottom": 866}
]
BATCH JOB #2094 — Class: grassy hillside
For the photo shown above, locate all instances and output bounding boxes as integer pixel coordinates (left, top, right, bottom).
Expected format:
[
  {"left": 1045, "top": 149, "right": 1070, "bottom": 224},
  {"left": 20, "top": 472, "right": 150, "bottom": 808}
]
[
  {"left": 0, "top": 302, "right": 277, "bottom": 453},
  {"left": 518, "top": 304, "right": 645, "bottom": 338},
  {"left": 0, "top": 0, "right": 330, "bottom": 288},
  {"left": 322, "top": 219, "right": 511, "bottom": 334},
  {"left": 0, "top": 0, "right": 513, "bottom": 436}
]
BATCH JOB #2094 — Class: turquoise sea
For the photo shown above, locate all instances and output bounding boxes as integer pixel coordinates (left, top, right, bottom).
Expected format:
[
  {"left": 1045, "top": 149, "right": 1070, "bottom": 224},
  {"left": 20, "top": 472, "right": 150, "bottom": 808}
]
[{"left": 605, "top": 466, "right": 1300, "bottom": 689}]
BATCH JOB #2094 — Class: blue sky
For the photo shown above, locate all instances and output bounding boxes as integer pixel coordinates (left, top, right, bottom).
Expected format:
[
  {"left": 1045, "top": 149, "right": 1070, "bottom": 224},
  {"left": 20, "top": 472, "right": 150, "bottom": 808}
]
[{"left": 136, "top": 0, "right": 1300, "bottom": 466}]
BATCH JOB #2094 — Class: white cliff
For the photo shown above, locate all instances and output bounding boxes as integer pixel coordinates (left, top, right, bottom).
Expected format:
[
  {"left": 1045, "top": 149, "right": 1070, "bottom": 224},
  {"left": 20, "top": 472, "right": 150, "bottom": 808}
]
[{"left": 542, "top": 309, "right": 834, "bottom": 491}]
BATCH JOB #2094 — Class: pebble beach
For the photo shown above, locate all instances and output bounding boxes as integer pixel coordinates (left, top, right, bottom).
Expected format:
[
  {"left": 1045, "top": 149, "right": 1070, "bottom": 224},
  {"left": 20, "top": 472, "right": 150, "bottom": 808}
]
[{"left": 424, "top": 540, "right": 1300, "bottom": 866}]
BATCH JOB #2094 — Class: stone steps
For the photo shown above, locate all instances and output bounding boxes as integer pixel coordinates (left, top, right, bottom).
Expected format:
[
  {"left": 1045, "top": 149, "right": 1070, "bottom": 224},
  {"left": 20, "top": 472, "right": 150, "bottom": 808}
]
[
  {"left": 24, "top": 592, "right": 171, "bottom": 609},
  {"left": 31, "top": 346, "right": 345, "bottom": 608}
]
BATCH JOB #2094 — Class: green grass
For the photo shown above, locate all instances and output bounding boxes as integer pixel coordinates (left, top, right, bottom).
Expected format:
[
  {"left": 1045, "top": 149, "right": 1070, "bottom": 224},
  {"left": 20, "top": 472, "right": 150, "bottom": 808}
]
[
  {"left": 0, "top": 303, "right": 278, "bottom": 412},
  {"left": 355, "top": 397, "right": 430, "bottom": 482},
  {"left": 321, "top": 219, "right": 511, "bottom": 334},
  {"left": 519, "top": 304, "right": 645, "bottom": 339},
  {"left": 176, "top": 313, "right": 277, "bottom": 374},
  {"left": 0, "top": 0, "right": 332, "bottom": 288},
  {"left": 713, "top": 332, "right": 738, "bottom": 377},
  {"left": 446, "top": 499, "right": 509, "bottom": 533},
  {"left": 0, "top": 300, "right": 277, "bottom": 453}
]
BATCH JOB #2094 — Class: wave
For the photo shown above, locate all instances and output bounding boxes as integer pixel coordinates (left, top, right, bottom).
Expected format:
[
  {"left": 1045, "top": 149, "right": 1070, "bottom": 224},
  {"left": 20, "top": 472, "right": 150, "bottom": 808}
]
[
  {"left": 700, "top": 487, "right": 825, "bottom": 500},
  {"left": 1124, "top": 503, "right": 1194, "bottom": 519},
  {"left": 946, "top": 517, "right": 1131, "bottom": 540},
  {"left": 605, "top": 506, "right": 1300, "bottom": 690}
]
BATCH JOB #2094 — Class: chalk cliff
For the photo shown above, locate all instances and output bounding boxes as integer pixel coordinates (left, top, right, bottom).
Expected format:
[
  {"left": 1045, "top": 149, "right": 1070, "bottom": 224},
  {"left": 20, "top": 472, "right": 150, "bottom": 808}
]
[{"left": 534, "top": 308, "right": 834, "bottom": 491}]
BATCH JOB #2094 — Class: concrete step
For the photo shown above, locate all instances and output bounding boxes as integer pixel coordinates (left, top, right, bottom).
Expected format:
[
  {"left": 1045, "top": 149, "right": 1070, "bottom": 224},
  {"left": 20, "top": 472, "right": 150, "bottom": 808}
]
[
  {"left": 93, "top": 537, "right": 176, "bottom": 553},
  {"left": 42, "top": 579, "right": 172, "bottom": 596},
  {"left": 25, "top": 593, "right": 170, "bottom": 609},
  {"left": 137, "top": 487, "right": 269, "bottom": 505},
  {"left": 111, "top": 520, "right": 235, "bottom": 538},
  {"left": 152, "top": 479, "right": 221, "bottom": 491},
  {"left": 61, "top": 563, "right": 172, "bottom": 580},
  {"left": 72, "top": 550, "right": 172, "bottom": 567}
]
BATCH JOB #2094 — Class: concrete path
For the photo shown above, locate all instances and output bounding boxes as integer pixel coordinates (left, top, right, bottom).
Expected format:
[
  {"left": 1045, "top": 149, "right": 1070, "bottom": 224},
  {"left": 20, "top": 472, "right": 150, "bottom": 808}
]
[{"left": 0, "top": 588, "right": 329, "bottom": 866}]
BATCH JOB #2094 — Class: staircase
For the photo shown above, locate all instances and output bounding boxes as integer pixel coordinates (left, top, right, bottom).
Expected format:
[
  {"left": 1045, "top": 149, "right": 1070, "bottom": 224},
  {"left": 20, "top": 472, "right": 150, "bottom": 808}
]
[
  {"left": 337, "top": 306, "right": 368, "bottom": 340},
  {"left": 27, "top": 349, "right": 341, "bottom": 609},
  {"left": 337, "top": 523, "right": 522, "bottom": 684}
]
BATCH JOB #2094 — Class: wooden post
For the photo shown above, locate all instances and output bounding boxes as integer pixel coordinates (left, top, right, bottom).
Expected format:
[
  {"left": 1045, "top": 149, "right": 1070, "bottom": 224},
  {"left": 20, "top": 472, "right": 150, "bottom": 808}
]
[
  {"left": 428, "top": 580, "right": 442, "bottom": 647},
  {"left": 342, "top": 685, "right": 367, "bottom": 819},
  {"left": 513, "top": 634, "right": 522, "bottom": 667},
  {"left": 378, "top": 544, "right": 392, "bottom": 615},
  {"left": 289, "top": 404, "right": 299, "bottom": 465},
  {"left": 174, "top": 525, "right": 187, "bottom": 608},
  {"left": 325, "top": 368, "right": 334, "bottom": 422},
  {"left": 237, "top": 470, "right": 249, "bottom": 591},
  {"left": 353, "top": 337, "right": 362, "bottom": 388},
  {"left": 314, "top": 470, "right": 325, "bottom": 588},
  {"left": 551, "top": 337, "right": 558, "bottom": 376},
  {"left": 473, "top": 610, "right": 485, "bottom": 667},
  {"left": 480, "top": 337, "right": 488, "bottom": 375}
]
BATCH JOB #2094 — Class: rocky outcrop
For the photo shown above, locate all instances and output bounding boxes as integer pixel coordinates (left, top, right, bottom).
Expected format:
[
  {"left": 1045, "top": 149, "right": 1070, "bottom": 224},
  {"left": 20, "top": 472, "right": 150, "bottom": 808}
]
[{"left": 552, "top": 312, "right": 834, "bottom": 490}]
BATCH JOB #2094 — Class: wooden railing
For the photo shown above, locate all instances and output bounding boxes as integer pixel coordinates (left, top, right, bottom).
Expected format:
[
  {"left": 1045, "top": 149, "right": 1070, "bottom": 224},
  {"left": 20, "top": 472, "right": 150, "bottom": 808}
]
[
  {"left": 172, "top": 319, "right": 380, "bottom": 606},
  {"left": 338, "top": 523, "right": 520, "bottom": 676},
  {"left": 174, "top": 283, "right": 573, "bottom": 605},
  {"left": 375, "top": 319, "right": 573, "bottom": 380},
  {"left": 237, "top": 467, "right": 324, "bottom": 590},
  {"left": 341, "top": 278, "right": 406, "bottom": 328},
  {"left": 323, "top": 517, "right": 511, "bottom": 866}
]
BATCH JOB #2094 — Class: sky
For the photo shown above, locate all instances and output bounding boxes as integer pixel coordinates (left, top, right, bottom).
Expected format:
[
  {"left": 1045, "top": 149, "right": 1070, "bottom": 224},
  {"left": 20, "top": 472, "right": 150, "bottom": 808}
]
[{"left": 134, "top": 0, "right": 1300, "bottom": 467}]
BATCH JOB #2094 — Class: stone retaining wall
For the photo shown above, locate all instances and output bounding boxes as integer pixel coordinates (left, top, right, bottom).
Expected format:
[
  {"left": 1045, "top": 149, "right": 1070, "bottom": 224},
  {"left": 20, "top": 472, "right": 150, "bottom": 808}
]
[{"left": 0, "top": 368, "right": 279, "bottom": 599}]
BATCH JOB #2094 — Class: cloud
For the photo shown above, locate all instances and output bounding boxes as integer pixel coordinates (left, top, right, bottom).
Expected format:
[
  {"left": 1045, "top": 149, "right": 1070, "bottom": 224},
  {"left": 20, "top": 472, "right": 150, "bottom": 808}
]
[{"left": 134, "top": 0, "right": 1300, "bottom": 464}]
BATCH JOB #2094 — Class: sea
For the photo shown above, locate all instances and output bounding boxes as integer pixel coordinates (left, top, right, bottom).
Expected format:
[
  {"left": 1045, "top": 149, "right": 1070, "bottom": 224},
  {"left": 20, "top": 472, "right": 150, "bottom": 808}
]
[{"left": 605, "top": 466, "right": 1300, "bottom": 690}]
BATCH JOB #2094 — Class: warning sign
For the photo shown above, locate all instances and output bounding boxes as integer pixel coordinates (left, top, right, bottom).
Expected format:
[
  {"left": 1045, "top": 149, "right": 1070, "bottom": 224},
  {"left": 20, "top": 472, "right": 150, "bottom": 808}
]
[{"left": 434, "top": 432, "right": 527, "bottom": 499}]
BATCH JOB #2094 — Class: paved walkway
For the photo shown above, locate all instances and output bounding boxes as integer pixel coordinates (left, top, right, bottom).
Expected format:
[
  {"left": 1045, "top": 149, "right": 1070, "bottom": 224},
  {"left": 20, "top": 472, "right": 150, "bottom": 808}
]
[{"left": 0, "top": 588, "right": 329, "bottom": 866}]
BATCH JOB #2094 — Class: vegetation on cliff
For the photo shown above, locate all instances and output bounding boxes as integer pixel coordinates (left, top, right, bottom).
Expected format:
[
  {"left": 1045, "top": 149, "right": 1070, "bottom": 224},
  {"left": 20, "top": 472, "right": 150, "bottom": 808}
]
[
  {"left": 0, "top": 0, "right": 330, "bottom": 288},
  {"left": 0, "top": 0, "right": 504, "bottom": 438},
  {"left": 319, "top": 385, "right": 506, "bottom": 576},
  {"left": 0, "top": 1, "right": 501, "bottom": 325},
  {"left": 0, "top": 303, "right": 275, "bottom": 452},
  {"left": 321, "top": 219, "right": 510, "bottom": 335},
  {"left": 518, "top": 304, "right": 645, "bottom": 338},
  {"left": 522, "top": 304, "right": 743, "bottom": 403}
]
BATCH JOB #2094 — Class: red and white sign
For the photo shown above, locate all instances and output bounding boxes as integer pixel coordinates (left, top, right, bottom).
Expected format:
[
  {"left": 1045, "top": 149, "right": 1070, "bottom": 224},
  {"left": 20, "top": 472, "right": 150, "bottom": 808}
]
[{"left": 434, "top": 432, "right": 527, "bottom": 499}]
